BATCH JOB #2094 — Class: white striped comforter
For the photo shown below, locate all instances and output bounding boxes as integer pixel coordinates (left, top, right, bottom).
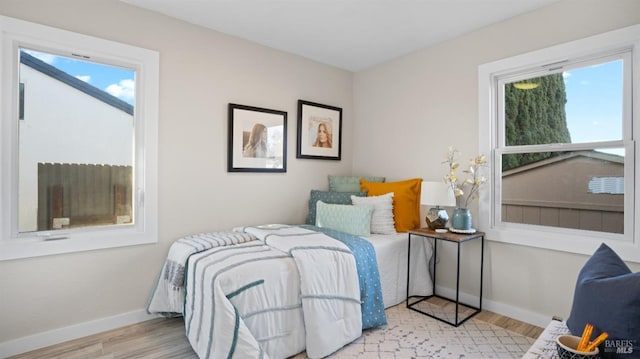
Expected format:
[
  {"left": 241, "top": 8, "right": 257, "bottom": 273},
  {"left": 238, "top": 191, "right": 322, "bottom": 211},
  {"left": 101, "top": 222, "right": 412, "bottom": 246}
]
[
  {"left": 240, "top": 225, "right": 362, "bottom": 358},
  {"left": 148, "top": 225, "right": 362, "bottom": 359},
  {"left": 147, "top": 231, "right": 257, "bottom": 316}
]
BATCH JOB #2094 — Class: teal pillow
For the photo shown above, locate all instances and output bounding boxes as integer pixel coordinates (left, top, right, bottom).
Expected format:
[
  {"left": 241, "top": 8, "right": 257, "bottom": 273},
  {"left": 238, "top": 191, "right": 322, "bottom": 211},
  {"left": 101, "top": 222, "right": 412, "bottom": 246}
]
[
  {"left": 305, "top": 190, "right": 366, "bottom": 225},
  {"left": 328, "top": 175, "right": 385, "bottom": 192},
  {"left": 315, "top": 201, "right": 373, "bottom": 236}
]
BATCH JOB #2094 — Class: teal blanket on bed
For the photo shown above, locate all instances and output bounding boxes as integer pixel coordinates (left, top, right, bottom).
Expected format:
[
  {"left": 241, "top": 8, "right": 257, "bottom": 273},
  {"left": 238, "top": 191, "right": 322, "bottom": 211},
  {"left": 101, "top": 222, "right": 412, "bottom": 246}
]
[{"left": 301, "top": 225, "right": 388, "bottom": 329}]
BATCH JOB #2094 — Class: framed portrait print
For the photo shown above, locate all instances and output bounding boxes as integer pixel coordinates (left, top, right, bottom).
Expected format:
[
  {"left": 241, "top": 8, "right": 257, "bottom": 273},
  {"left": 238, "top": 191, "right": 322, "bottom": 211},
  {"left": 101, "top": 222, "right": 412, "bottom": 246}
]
[
  {"left": 296, "top": 100, "right": 342, "bottom": 160},
  {"left": 228, "top": 103, "right": 287, "bottom": 172}
]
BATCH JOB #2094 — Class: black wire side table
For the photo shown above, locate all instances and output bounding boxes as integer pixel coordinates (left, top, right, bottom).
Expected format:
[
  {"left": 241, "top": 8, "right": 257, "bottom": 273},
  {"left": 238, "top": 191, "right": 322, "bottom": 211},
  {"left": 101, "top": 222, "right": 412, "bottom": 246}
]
[{"left": 406, "top": 227, "right": 485, "bottom": 327}]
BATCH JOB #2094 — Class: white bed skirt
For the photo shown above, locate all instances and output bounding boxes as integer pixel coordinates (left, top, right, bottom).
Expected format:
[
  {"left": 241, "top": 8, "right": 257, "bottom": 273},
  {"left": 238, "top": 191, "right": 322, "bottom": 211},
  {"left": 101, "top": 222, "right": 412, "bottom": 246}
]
[{"left": 364, "top": 233, "right": 434, "bottom": 308}]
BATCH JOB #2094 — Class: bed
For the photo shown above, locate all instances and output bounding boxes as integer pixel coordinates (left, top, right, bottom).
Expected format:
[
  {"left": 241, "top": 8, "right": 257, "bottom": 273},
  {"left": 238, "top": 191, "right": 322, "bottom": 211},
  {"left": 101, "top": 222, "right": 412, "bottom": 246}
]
[{"left": 147, "top": 224, "right": 433, "bottom": 359}]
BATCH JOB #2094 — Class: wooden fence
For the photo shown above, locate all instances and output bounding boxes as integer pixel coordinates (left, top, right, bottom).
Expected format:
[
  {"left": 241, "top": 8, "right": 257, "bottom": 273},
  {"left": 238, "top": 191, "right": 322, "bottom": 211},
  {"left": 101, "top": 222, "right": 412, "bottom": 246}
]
[{"left": 37, "top": 163, "right": 133, "bottom": 230}]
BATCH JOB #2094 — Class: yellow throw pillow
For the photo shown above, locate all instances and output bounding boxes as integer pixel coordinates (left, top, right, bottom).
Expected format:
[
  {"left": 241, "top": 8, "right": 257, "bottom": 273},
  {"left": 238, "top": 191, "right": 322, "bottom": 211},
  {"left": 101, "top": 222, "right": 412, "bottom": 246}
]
[{"left": 360, "top": 178, "right": 422, "bottom": 232}]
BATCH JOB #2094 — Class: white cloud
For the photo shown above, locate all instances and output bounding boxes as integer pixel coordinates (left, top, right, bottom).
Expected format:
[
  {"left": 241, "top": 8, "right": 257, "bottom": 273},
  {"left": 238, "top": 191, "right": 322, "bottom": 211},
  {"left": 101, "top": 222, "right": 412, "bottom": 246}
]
[
  {"left": 562, "top": 71, "right": 571, "bottom": 85},
  {"left": 105, "top": 79, "right": 135, "bottom": 101},
  {"left": 76, "top": 75, "right": 91, "bottom": 83}
]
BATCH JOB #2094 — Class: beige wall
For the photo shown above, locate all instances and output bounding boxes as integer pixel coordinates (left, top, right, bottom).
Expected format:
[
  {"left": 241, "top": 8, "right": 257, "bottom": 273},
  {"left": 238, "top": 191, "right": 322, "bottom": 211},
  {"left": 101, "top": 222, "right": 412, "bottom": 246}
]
[
  {"left": 353, "top": 0, "right": 640, "bottom": 324},
  {"left": 2, "top": 0, "right": 640, "bottom": 353},
  {"left": 0, "top": 0, "right": 353, "bottom": 346}
]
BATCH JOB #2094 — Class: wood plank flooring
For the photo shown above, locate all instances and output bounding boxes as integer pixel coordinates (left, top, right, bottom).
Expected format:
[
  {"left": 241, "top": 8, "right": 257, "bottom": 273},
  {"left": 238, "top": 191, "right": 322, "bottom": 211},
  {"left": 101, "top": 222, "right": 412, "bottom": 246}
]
[
  {"left": 8, "top": 317, "right": 195, "bottom": 359},
  {"left": 418, "top": 296, "right": 545, "bottom": 339},
  {"left": 8, "top": 303, "right": 544, "bottom": 359}
]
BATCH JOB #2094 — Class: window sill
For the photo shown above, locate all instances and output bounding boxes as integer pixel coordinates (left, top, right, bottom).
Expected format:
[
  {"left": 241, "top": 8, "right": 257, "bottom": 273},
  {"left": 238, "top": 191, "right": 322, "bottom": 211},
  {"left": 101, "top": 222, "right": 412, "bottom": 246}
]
[
  {"left": 484, "top": 224, "right": 640, "bottom": 263},
  {"left": 0, "top": 228, "right": 157, "bottom": 261}
]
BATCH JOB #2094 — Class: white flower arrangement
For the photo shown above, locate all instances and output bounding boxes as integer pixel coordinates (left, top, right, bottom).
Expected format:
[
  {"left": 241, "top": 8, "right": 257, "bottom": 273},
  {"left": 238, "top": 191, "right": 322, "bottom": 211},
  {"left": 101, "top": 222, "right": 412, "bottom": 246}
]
[{"left": 443, "top": 147, "right": 487, "bottom": 209}]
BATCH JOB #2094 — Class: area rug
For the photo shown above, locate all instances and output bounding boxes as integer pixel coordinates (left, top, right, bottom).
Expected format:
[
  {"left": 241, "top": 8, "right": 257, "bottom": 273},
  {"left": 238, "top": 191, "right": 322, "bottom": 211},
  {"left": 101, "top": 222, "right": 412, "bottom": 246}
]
[{"left": 294, "top": 304, "right": 536, "bottom": 358}]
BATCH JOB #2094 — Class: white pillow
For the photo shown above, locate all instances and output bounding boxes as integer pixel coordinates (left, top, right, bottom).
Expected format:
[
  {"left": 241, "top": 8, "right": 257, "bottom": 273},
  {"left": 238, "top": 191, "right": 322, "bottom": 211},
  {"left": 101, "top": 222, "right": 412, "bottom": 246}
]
[{"left": 351, "top": 192, "right": 396, "bottom": 234}]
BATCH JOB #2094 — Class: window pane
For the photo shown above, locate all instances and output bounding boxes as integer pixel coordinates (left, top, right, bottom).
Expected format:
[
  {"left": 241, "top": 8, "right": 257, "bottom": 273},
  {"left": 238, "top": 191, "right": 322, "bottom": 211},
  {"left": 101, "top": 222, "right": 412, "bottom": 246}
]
[
  {"left": 502, "top": 151, "right": 555, "bottom": 172},
  {"left": 18, "top": 48, "right": 135, "bottom": 233},
  {"left": 501, "top": 149, "right": 624, "bottom": 234},
  {"left": 505, "top": 59, "right": 623, "bottom": 147}
]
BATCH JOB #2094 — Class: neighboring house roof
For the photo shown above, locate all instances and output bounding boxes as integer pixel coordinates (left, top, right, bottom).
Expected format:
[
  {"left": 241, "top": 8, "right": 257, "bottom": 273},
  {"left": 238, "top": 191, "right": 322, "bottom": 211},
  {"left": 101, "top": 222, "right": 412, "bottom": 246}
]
[
  {"left": 20, "top": 51, "right": 134, "bottom": 116},
  {"left": 503, "top": 150, "right": 624, "bottom": 177}
]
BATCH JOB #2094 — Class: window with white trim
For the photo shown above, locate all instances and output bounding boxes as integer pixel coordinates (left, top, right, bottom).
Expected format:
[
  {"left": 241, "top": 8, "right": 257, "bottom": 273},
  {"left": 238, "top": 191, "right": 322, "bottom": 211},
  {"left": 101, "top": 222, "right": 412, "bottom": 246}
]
[
  {"left": 478, "top": 25, "right": 640, "bottom": 262},
  {"left": 0, "top": 15, "right": 159, "bottom": 260}
]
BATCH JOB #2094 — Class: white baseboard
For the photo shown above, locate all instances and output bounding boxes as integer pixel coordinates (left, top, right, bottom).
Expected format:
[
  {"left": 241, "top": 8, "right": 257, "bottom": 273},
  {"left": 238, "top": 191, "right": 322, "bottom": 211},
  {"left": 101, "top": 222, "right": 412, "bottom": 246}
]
[
  {"left": 482, "top": 298, "right": 554, "bottom": 328},
  {"left": 0, "top": 309, "right": 158, "bottom": 358},
  {"left": 434, "top": 284, "right": 553, "bottom": 328}
]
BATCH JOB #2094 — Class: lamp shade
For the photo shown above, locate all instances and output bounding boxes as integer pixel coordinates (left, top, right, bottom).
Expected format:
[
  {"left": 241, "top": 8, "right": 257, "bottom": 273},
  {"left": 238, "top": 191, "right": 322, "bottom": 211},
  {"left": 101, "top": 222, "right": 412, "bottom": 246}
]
[{"left": 421, "top": 181, "right": 456, "bottom": 207}]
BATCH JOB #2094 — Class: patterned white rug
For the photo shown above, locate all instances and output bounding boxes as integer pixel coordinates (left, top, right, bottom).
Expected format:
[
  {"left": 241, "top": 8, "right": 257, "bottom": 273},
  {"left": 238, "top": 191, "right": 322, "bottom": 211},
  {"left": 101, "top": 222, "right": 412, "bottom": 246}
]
[{"left": 294, "top": 304, "right": 536, "bottom": 359}]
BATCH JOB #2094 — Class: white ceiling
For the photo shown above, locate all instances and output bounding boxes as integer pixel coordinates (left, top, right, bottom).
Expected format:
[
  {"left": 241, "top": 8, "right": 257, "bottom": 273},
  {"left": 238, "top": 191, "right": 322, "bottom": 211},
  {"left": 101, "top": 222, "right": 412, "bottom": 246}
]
[{"left": 122, "top": 0, "right": 561, "bottom": 72}]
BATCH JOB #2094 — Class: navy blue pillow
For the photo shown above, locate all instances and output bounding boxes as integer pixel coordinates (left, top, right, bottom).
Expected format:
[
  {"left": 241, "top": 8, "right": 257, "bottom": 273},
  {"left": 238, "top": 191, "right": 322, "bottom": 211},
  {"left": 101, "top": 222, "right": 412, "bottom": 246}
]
[
  {"left": 566, "top": 243, "right": 640, "bottom": 358},
  {"left": 305, "top": 190, "right": 366, "bottom": 225}
]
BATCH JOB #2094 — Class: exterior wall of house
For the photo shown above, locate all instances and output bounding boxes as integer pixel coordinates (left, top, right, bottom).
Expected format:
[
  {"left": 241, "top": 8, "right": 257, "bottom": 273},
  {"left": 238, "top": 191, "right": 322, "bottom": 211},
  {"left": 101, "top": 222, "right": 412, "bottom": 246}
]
[
  {"left": 502, "top": 154, "right": 624, "bottom": 233},
  {"left": 18, "top": 65, "right": 133, "bottom": 232},
  {"left": 0, "top": 0, "right": 354, "bottom": 351},
  {"left": 353, "top": 0, "right": 640, "bottom": 326}
]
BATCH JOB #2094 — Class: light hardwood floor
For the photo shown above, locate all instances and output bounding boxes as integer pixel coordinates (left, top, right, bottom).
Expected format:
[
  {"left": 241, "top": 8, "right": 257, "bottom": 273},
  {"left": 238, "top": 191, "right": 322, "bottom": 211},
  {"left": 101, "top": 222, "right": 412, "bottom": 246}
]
[{"left": 9, "top": 303, "right": 543, "bottom": 359}]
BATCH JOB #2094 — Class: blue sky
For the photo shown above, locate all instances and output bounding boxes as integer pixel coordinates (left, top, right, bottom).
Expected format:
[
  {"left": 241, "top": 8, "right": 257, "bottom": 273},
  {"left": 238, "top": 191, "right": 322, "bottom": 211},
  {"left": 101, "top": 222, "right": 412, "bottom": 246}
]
[
  {"left": 563, "top": 59, "right": 623, "bottom": 146},
  {"left": 24, "top": 49, "right": 135, "bottom": 105}
]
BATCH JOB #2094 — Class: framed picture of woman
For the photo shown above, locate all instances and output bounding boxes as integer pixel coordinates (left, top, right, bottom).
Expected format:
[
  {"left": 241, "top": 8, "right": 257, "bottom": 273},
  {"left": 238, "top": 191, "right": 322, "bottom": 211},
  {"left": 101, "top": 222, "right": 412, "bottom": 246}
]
[
  {"left": 228, "top": 103, "right": 287, "bottom": 172},
  {"left": 296, "top": 100, "right": 342, "bottom": 160}
]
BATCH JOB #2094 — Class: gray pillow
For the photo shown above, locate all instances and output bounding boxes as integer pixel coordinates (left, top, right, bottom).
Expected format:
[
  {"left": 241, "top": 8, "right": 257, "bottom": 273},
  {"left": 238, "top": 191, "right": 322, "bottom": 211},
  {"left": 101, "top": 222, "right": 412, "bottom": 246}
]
[{"left": 305, "top": 190, "right": 366, "bottom": 225}]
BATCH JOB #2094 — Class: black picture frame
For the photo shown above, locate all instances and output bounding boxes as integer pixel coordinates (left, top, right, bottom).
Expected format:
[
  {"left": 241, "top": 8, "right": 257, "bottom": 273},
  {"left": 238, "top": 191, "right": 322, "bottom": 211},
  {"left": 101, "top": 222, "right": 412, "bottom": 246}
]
[
  {"left": 228, "top": 103, "right": 287, "bottom": 172},
  {"left": 296, "top": 100, "right": 342, "bottom": 160}
]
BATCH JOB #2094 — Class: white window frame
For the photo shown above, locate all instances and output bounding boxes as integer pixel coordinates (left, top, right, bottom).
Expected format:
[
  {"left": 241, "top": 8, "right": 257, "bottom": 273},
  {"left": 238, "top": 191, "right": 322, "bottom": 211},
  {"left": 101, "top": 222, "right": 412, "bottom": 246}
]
[
  {"left": 478, "top": 24, "right": 640, "bottom": 262},
  {"left": 0, "top": 15, "right": 159, "bottom": 261}
]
